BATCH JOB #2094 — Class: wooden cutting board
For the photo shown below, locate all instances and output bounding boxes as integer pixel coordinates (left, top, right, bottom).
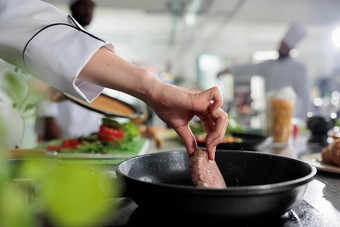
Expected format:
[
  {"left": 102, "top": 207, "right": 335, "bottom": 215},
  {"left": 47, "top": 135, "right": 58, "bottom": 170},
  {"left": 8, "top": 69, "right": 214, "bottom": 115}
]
[{"left": 0, "top": 149, "right": 46, "bottom": 158}]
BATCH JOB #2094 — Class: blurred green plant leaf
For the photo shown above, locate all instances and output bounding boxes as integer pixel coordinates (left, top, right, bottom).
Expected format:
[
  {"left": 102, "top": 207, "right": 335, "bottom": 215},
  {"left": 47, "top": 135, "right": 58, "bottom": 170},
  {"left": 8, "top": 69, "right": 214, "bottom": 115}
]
[
  {"left": 18, "top": 159, "right": 119, "bottom": 226},
  {"left": 0, "top": 113, "right": 7, "bottom": 147},
  {"left": 19, "top": 159, "right": 58, "bottom": 182},
  {"left": 40, "top": 163, "right": 118, "bottom": 227},
  {"left": 3, "top": 70, "right": 28, "bottom": 104},
  {"left": 0, "top": 184, "right": 36, "bottom": 227}
]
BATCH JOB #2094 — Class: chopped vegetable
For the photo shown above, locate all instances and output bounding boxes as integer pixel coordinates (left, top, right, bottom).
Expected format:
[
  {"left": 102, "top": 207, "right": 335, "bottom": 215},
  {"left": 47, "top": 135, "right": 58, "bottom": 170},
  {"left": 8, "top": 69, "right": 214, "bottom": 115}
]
[
  {"left": 227, "top": 115, "right": 244, "bottom": 134},
  {"left": 45, "top": 117, "right": 142, "bottom": 154},
  {"left": 47, "top": 139, "right": 83, "bottom": 151},
  {"left": 97, "top": 125, "right": 125, "bottom": 142}
]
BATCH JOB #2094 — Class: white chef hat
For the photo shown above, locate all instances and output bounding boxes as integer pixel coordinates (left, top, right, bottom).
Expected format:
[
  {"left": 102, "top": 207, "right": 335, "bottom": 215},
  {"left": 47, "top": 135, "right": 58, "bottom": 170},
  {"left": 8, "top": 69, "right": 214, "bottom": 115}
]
[{"left": 282, "top": 23, "right": 307, "bottom": 49}]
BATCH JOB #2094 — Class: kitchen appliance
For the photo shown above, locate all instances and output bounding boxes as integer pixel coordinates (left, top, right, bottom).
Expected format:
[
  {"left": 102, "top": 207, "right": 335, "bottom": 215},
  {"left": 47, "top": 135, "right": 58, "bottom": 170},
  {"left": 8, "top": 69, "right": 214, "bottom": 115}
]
[
  {"left": 116, "top": 150, "right": 316, "bottom": 218},
  {"left": 306, "top": 115, "right": 336, "bottom": 146},
  {"left": 197, "top": 132, "right": 271, "bottom": 151}
]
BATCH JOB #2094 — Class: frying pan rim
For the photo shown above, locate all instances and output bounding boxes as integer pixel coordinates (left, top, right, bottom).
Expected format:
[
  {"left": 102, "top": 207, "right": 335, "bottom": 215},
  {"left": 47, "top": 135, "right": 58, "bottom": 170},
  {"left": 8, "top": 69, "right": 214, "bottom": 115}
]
[{"left": 116, "top": 150, "right": 317, "bottom": 195}]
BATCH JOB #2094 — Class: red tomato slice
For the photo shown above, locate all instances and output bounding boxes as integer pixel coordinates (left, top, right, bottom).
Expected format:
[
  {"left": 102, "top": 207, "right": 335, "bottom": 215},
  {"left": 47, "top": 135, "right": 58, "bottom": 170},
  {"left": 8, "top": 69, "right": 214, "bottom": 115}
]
[
  {"left": 47, "top": 139, "right": 83, "bottom": 151},
  {"left": 98, "top": 125, "right": 125, "bottom": 142},
  {"left": 47, "top": 145, "right": 61, "bottom": 150}
]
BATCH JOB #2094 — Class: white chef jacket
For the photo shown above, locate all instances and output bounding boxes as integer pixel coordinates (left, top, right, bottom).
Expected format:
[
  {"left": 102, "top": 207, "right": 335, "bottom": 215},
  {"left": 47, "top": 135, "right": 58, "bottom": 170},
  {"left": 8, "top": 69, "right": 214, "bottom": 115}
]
[
  {"left": 229, "top": 57, "right": 311, "bottom": 119},
  {"left": 0, "top": 0, "right": 115, "bottom": 103},
  {"left": 36, "top": 99, "right": 103, "bottom": 139},
  {"left": 0, "top": 0, "right": 115, "bottom": 147}
]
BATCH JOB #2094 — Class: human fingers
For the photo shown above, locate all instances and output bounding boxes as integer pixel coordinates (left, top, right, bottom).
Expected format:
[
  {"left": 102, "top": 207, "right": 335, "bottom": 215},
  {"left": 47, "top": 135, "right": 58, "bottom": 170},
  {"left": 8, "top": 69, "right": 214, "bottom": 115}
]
[
  {"left": 198, "top": 114, "right": 216, "bottom": 159},
  {"left": 196, "top": 89, "right": 226, "bottom": 160},
  {"left": 174, "top": 124, "right": 197, "bottom": 156},
  {"left": 205, "top": 107, "right": 228, "bottom": 145},
  {"left": 205, "top": 108, "right": 228, "bottom": 160},
  {"left": 208, "top": 146, "right": 216, "bottom": 160},
  {"left": 201, "top": 114, "right": 215, "bottom": 159},
  {"left": 201, "top": 113, "right": 215, "bottom": 134},
  {"left": 202, "top": 87, "right": 223, "bottom": 112}
]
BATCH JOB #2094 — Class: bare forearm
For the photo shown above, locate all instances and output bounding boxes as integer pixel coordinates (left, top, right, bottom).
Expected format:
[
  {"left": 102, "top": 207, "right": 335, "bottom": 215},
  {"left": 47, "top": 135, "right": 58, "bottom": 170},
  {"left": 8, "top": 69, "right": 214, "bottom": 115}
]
[
  {"left": 78, "top": 47, "right": 159, "bottom": 105},
  {"left": 78, "top": 47, "right": 228, "bottom": 159}
]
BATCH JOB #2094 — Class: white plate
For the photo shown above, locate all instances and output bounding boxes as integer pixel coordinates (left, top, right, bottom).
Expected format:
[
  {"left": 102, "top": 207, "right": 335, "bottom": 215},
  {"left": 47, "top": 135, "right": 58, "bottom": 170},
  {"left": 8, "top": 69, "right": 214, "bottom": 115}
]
[{"left": 300, "top": 153, "right": 340, "bottom": 174}]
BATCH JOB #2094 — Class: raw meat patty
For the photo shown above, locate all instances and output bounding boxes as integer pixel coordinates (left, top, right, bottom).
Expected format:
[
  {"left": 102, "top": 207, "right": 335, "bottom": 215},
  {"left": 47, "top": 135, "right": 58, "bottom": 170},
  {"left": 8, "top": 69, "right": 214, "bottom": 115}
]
[{"left": 189, "top": 148, "right": 227, "bottom": 189}]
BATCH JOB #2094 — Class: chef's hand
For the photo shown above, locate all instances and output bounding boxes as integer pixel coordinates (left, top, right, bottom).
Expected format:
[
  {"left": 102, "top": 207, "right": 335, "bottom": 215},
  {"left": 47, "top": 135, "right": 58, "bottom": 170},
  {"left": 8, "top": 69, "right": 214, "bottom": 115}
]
[
  {"left": 149, "top": 85, "right": 228, "bottom": 160},
  {"left": 77, "top": 48, "right": 228, "bottom": 159}
]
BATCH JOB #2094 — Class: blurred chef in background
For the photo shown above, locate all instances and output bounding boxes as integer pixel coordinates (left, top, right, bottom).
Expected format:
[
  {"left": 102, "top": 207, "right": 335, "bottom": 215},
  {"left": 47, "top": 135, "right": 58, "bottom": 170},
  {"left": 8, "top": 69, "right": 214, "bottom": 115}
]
[
  {"left": 217, "top": 23, "right": 311, "bottom": 120},
  {"left": 36, "top": 0, "right": 103, "bottom": 141}
]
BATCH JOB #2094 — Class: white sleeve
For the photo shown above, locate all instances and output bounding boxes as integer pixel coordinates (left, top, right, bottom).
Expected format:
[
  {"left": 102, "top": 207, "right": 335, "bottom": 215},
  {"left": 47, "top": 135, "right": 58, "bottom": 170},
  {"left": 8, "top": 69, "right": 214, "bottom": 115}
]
[{"left": 0, "top": 0, "right": 115, "bottom": 102}]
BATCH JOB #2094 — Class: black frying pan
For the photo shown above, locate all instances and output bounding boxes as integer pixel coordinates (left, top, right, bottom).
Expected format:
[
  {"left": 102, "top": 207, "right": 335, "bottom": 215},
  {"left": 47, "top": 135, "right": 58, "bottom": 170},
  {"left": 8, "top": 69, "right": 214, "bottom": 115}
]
[{"left": 116, "top": 150, "right": 316, "bottom": 218}]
